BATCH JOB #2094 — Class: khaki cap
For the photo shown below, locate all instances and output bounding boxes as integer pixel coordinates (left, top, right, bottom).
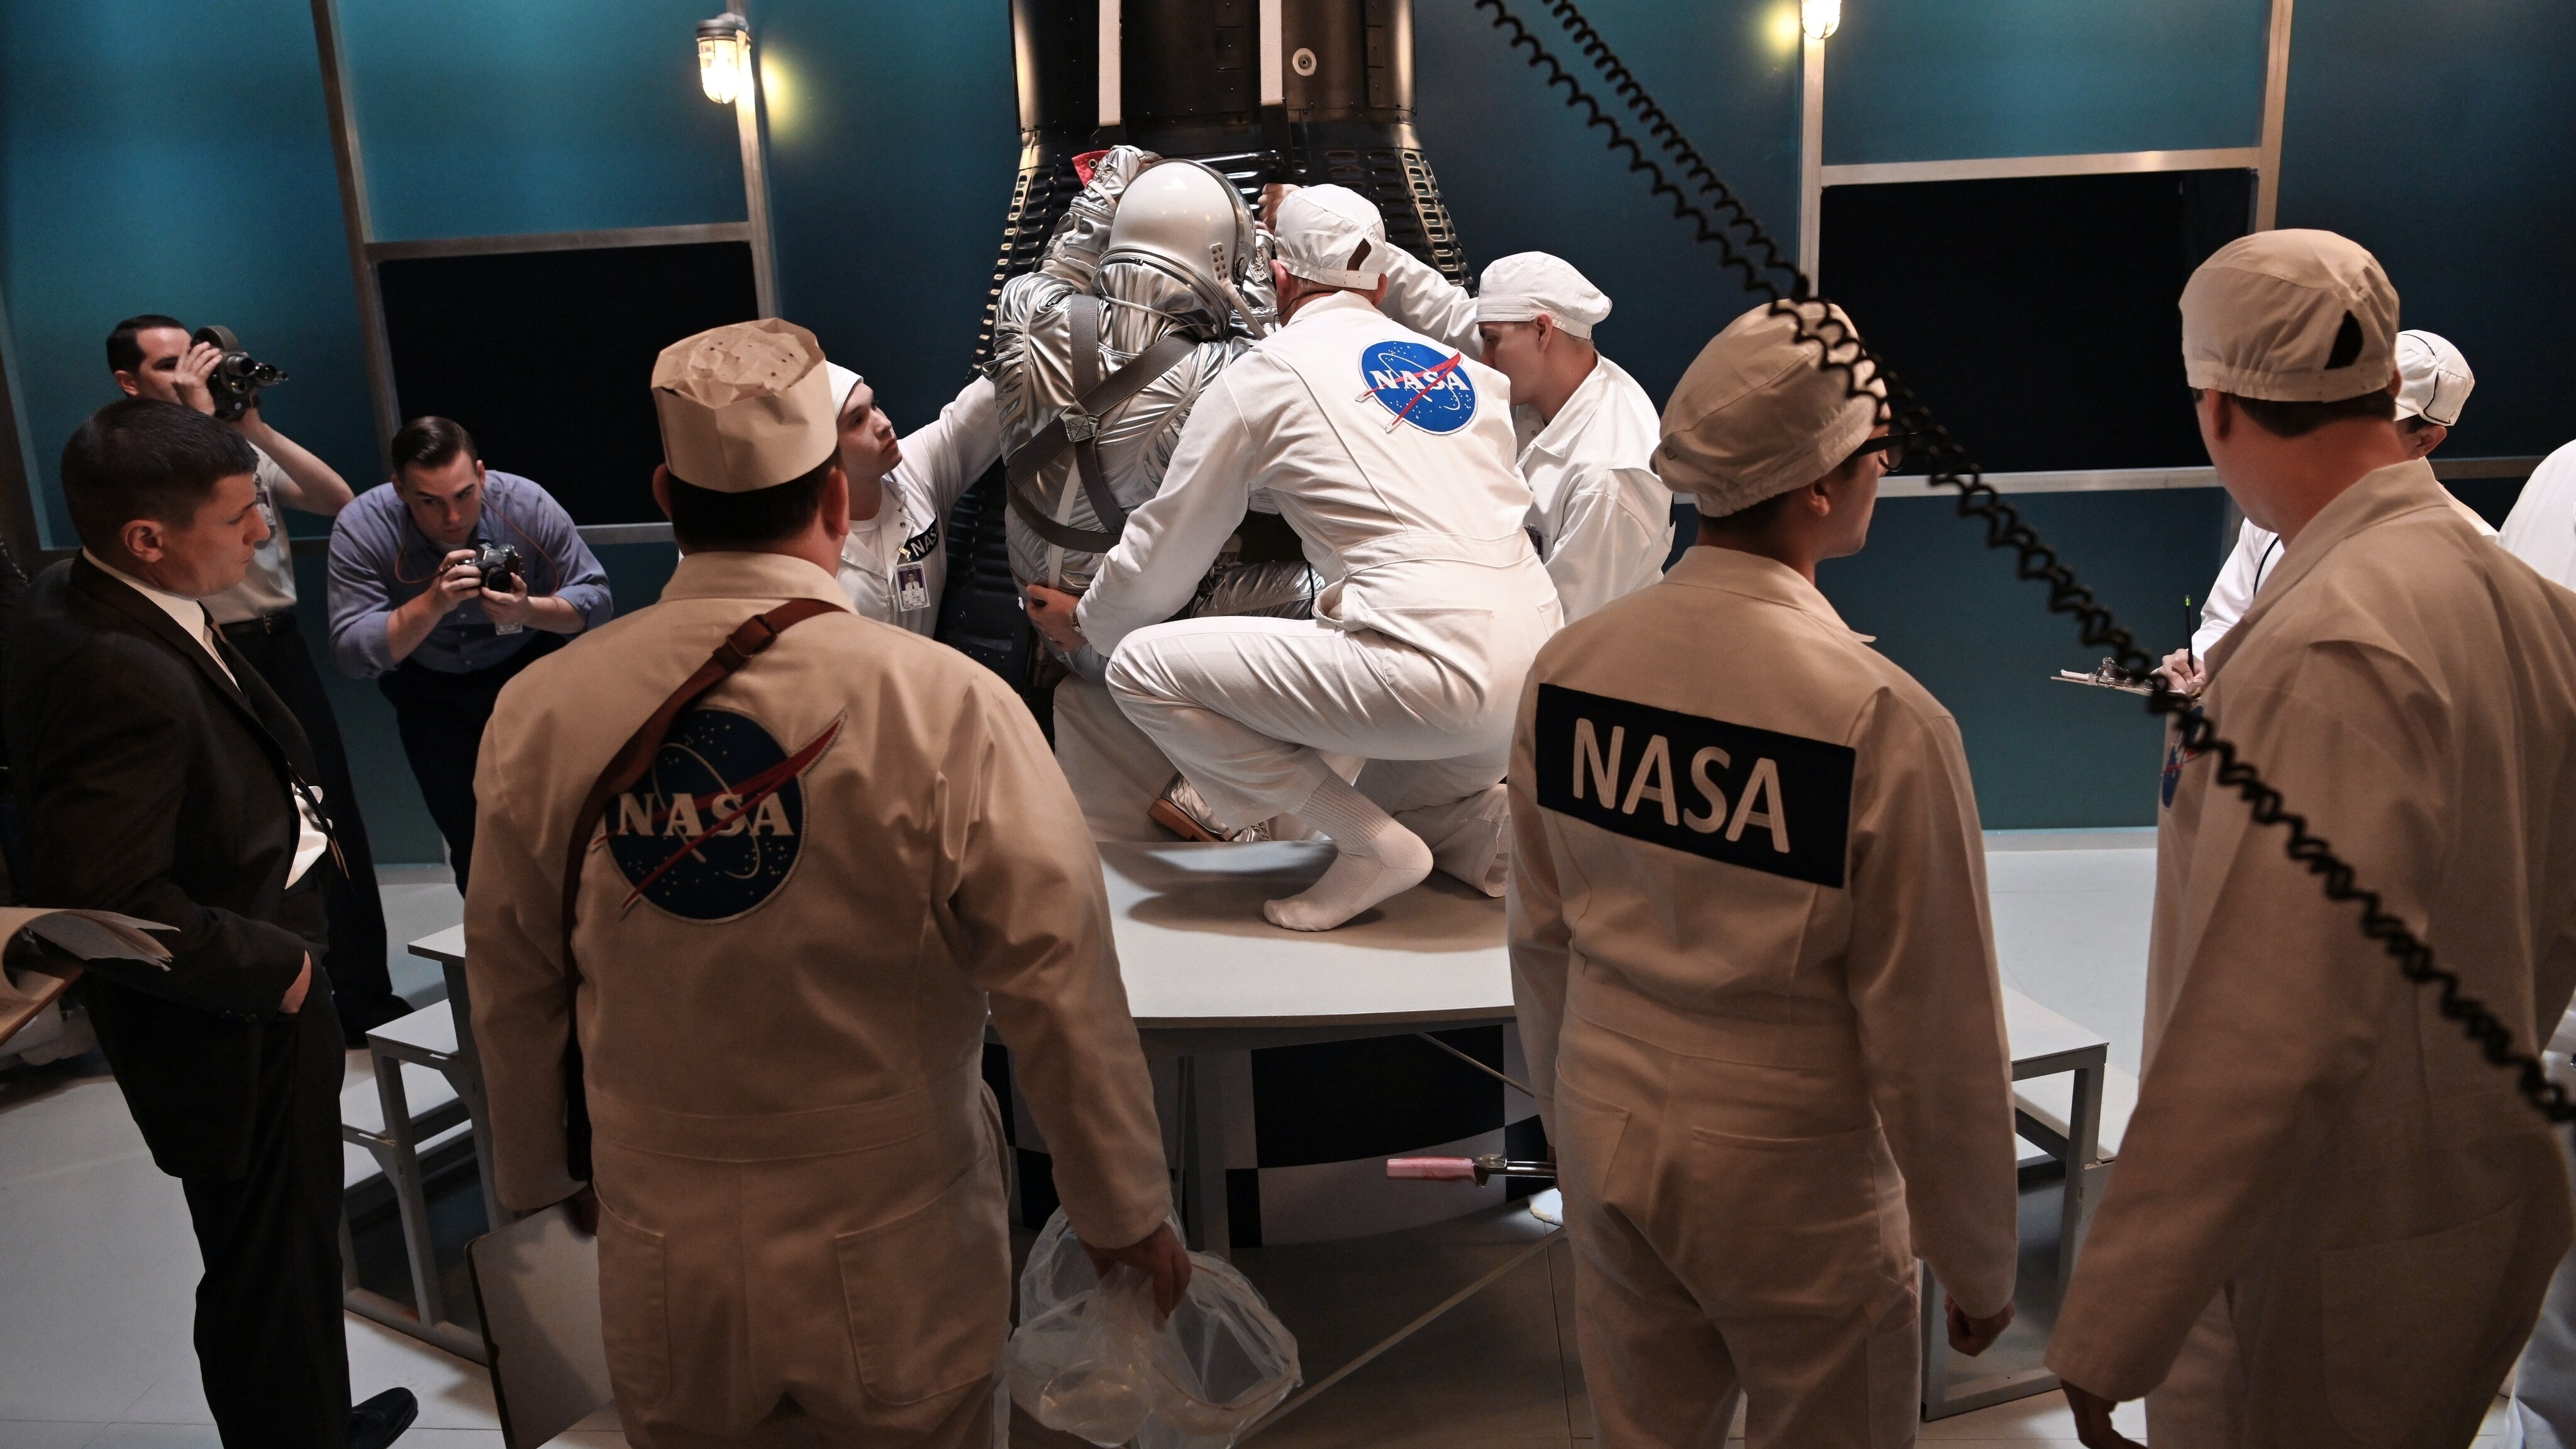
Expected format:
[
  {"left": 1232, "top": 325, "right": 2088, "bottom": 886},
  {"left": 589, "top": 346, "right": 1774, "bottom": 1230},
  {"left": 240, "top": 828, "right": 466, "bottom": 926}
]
[
  {"left": 2180, "top": 230, "right": 2399, "bottom": 404},
  {"left": 1655, "top": 299, "right": 1884, "bottom": 516},
  {"left": 652, "top": 319, "right": 836, "bottom": 493}
]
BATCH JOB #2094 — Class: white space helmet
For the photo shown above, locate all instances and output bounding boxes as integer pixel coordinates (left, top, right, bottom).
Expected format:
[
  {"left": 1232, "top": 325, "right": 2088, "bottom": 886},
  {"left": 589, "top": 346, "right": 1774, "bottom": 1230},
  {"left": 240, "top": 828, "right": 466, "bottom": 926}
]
[{"left": 1099, "top": 158, "right": 1260, "bottom": 336}]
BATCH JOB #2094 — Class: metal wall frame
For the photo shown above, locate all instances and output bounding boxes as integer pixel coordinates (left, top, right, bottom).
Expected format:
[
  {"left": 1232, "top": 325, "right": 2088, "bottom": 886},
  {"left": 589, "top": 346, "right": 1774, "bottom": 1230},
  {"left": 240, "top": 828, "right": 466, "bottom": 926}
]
[
  {"left": 1799, "top": 0, "right": 2294, "bottom": 277},
  {"left": 1795, "top": 0, "right": 2299, "bottom": 494},
  {"left": 0, "top": 284, "right": 45, "bottom": 567},
  {"left": 1877, "top": 455, "right": 2545, "bottom": 501},
  {"left": 306, "top": 0, "right": 779, "bottom": 474}
]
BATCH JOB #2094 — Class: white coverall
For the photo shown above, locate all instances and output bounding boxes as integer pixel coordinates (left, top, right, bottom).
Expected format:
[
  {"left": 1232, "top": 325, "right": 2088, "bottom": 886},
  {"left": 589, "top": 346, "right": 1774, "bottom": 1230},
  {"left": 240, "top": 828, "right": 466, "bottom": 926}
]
[
  {"left": 2047, "top": 462, "right": 2576, "bottom": 1448},
  {"left": 2189, "top": 491, "right": 2494, "bottom": 660},
  {"left": 2496, "top": 438, "right": 2576, "bottom": 1449},
  {"left": 1510, "top": 546, "right": 2019, "bottom": 1448},
  {"left": 2498, "top": 440, "right": 2576, "bottom": 591},
  {"left": 468, "top": 552, "right": 1170, "bottom": 1448},
  {"left": 1077, "top": 291, "right": 1560, "bottom": 858},
  {"left": 1378, "top": 248, "right": 1674, "bottom": 622},
  {"left": 833, "top": 377, "right": 1000, "bottom": 634}
]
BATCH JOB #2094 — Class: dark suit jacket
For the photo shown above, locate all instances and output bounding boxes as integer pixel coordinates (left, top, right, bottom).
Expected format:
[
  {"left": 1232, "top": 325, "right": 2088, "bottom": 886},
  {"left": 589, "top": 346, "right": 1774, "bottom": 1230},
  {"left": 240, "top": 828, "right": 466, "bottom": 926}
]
[{"left": 5, "top": 557, "right": 332, "bottom": 1179}]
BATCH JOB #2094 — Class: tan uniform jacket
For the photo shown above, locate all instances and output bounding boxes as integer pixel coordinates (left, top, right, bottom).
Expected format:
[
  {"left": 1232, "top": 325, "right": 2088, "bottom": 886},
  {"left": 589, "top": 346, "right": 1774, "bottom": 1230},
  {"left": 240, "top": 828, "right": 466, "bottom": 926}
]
[
  {"left": 1509, "top": 547, "right": 2021, "bottom": 1317},
  {"left": 2048, "top": 462, "right": 2576, "bottom": 1437},
  {"left": 465, "top": 552, "right": 1170, "bottom": 1435}
]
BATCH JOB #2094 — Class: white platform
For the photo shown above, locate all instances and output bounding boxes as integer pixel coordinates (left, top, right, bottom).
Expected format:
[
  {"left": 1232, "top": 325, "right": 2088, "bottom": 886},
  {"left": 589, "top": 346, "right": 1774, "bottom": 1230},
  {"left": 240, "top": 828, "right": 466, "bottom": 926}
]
[{"left": 1103, "top": 840, "right": 1511, "bottom": 1030}]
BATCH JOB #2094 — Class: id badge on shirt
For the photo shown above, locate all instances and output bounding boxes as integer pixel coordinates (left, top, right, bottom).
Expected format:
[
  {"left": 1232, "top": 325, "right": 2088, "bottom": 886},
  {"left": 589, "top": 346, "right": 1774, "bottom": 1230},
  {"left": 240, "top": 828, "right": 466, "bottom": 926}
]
[{"left": 896, "top": 561, "right": 930, "bottom": 611}]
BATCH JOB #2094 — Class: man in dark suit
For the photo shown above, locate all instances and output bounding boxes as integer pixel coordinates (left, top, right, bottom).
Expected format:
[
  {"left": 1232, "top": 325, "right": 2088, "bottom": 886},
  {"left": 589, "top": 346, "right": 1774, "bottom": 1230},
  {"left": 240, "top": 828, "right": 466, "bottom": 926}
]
[{"left": 5, "top": 398, "right": 415, "bottom": 1449}]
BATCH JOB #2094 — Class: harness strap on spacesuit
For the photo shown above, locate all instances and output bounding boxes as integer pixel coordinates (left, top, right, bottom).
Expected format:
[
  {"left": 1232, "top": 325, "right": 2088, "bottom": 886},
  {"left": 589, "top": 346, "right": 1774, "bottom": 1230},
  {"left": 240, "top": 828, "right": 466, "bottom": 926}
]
[
  {"left": 1002, "top": 299, "right": 1196, "bottom": 555},
  {"left": 551, "top": 596, "right": 843, "bottom": 1180}
]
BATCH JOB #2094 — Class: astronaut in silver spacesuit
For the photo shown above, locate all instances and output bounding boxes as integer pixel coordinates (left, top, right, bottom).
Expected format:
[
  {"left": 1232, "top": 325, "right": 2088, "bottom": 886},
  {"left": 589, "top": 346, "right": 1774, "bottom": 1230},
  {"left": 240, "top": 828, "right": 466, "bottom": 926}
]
[{"left": 991, "top": 147, "right": 1319, "bottom": 841}]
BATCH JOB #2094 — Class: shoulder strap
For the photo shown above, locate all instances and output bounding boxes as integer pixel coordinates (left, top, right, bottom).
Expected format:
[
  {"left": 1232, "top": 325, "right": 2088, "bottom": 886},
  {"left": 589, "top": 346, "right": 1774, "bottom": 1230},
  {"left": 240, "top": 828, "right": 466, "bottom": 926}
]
[
  {"left": 1002, "top": 313, "right": 1198, "bottom": 555},
  {"left": 554, "top": 596, "right": 839, "bottom": 1181}
]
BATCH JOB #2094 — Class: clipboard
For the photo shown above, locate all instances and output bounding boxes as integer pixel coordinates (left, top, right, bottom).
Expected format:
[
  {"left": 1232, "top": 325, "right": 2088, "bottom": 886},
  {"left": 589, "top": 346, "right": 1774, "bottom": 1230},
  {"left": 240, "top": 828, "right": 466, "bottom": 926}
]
[{"left": 465, "top": 1201, "right": 616, "bottom": 1448}]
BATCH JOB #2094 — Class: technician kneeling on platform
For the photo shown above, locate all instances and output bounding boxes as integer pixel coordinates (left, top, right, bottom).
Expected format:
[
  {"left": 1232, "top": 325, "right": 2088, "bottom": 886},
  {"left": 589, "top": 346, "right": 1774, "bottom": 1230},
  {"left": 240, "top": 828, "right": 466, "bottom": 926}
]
[
  {"left": 1029, "top": 184, "right": 1560, "bottom": 932},
  {"left": 1509, "top": 300, "right": 2020, "bottom": 1447},
  {"left": 465, "top": 319, "right": 1180, "bottom": 1448}
]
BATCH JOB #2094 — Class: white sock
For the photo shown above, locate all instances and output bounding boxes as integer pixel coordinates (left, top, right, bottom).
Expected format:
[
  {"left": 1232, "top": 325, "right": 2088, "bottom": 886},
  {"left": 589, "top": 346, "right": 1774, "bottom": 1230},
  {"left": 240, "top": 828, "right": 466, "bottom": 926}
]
[{"left": 1263, "top": 774, "right": 1433, "bottom": 931}]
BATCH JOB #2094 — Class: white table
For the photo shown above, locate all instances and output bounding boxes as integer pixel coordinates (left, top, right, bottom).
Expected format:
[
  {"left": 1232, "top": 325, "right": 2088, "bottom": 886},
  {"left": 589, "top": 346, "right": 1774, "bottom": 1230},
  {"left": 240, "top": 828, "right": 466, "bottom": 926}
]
[{"left": 1094, "top": 840, "right": 1516, "bottom": 1258}]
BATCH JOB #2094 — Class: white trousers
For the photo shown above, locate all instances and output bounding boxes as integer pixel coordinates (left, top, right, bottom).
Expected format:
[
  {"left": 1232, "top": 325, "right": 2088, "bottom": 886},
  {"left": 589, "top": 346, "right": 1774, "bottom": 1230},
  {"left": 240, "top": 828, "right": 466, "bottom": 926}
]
[{"left": 1103, "top": 615, "right": 1530, "bottom": 835}]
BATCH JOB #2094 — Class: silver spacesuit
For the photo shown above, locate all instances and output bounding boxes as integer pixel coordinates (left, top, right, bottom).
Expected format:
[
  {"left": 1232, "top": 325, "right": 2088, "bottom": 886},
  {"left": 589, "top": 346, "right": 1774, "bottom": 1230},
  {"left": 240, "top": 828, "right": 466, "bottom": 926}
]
[
  {"left": 991, "top": 148, "right": 1324, "bottom": 841},
  {"left": 986, "top": 148, "right": 1302, "bottom": 609}
]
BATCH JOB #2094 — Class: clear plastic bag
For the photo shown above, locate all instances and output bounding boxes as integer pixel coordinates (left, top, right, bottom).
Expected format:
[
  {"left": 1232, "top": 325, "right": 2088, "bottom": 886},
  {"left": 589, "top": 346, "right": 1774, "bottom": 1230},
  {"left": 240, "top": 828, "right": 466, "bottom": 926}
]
[{"left": 1002, "top": 1208, "right": 1301, "bottom": 1448}]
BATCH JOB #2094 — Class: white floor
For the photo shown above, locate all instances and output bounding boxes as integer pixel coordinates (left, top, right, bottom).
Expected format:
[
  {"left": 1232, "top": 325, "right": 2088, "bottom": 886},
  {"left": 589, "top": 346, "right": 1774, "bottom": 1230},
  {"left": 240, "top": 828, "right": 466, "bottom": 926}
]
[{"left": 0, "top": 843, "right": 2517, "bottom": 1446}]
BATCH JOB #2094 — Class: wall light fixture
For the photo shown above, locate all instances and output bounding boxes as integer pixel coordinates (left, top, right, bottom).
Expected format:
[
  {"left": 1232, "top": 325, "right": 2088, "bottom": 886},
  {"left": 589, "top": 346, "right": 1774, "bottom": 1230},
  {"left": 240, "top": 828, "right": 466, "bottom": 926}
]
[{"left": 697, "top": 12, "right": 752, "bottom": 104}]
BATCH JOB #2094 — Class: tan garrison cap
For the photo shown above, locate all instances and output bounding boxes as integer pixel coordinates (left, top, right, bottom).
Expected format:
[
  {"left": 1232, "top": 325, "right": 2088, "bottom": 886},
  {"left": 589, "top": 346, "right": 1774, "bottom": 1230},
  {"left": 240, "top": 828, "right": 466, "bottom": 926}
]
[
  {"left": 1655, "top": 299, "right": 1884, "bottom": 516},
  {"left": 2180, "top": 230, "right": 2399, "bottom": 404},
  {"left": 652, "top": 318, "right": 836, "bottom": 492}
]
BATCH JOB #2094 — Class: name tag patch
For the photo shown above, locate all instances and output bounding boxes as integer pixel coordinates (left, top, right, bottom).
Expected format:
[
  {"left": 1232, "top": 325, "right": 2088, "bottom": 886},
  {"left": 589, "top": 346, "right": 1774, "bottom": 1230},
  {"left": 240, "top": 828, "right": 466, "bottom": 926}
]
[
  {"left": 602, "top": 707, "right": 843, "bottom": 921},
  {"left": 897, "top": 519, "right": 941, "bottom": 563},
  {"left": 1534, "top": 684, "right": 1854, "bottom": 887}
]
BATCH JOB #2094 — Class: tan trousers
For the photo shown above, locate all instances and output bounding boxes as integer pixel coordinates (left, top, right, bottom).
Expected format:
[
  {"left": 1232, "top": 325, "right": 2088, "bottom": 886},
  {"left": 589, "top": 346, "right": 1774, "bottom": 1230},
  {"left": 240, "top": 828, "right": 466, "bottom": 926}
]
[
  {"left": 1554, "top": 1011, "right": 1920, "bottom": 1449},
  {"left": 592, "top": 1070, "right": 1013, "bottom": 1448}
]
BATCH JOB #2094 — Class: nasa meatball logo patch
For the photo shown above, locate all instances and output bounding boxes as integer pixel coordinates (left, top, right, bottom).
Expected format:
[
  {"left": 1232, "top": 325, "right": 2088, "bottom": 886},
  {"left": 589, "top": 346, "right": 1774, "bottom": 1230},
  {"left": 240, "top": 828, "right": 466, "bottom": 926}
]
[
  {"left": 1359, "top": 340, "right": 1478, "bottom": 435},
  {"left": 1534, "top": 685, "right": 1855, "bottom": 887},
  {"left": 602, "top": 707, "right": 843, "bottom": 922}
]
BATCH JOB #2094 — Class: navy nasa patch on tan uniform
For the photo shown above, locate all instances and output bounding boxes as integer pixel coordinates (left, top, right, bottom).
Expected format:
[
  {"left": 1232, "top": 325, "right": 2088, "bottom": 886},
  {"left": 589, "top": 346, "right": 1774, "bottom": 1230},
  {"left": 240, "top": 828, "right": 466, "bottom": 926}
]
[
  {"left": 1534, "top": 684, "right": 1855, "bottom": 887},
  {"left": 603, "top": 706, "right": 843, "bottom": 921}
]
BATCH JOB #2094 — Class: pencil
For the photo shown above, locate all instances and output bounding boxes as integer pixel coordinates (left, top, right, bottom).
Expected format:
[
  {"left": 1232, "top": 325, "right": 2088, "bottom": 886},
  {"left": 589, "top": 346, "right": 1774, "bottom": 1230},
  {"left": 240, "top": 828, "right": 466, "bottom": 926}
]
[{"left": 2185, "top": 597, "right": 2197, "bottom": 673}]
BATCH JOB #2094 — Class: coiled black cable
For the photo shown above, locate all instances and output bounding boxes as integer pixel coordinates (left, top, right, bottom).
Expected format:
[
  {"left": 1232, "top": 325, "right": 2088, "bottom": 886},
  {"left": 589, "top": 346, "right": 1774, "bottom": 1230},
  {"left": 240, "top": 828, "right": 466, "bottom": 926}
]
[{"left": 1472, "top": 0, "right": 2575, "bottom": 1125}]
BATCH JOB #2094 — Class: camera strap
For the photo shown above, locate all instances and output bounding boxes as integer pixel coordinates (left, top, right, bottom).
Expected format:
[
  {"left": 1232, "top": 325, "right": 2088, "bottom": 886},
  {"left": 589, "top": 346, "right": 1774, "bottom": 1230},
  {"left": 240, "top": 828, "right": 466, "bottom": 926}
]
[{"left": 552, "top": 597, "right": 841, "bottom": 1181}]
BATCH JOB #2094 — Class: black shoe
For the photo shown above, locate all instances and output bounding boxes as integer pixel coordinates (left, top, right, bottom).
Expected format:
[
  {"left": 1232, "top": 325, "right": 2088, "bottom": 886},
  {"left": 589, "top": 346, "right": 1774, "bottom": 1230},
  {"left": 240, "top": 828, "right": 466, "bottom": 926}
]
[{"left": 348, "top": 1387, "right": 418, "bottom": 1449}]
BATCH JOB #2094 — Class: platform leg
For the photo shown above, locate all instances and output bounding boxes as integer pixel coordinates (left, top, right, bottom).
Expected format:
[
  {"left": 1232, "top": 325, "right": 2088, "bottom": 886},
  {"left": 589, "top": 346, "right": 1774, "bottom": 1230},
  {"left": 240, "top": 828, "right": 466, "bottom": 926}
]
[
  {"left": 372, "top": 1054, "right": 446, "bottom": 1327},
  {"left": 1181, "top": 1055, "right": 1231, "bottom": 1259},
  {"left": 2057, "top": 1057, "right": 2104, "bottom": 1296}
]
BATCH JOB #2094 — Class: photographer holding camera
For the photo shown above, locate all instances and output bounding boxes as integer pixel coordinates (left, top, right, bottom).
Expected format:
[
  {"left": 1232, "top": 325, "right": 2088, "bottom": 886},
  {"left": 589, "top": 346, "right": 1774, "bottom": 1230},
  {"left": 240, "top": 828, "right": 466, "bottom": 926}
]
[
  {"left": 327, "top": 417, "right": 609, "bottom": 891},
  {"left": 106, "top": 313, "right": 407, "bottom": 1036}
]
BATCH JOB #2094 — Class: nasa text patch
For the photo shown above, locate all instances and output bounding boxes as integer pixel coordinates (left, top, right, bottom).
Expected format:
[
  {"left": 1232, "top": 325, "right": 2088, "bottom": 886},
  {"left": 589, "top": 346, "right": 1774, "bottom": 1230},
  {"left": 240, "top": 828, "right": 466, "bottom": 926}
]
[
  {"left": 1534, "top": 684, "right": 1854, "bottom": 887},
  {"left": 1359, "top": 340, "right": 1478, "bottom": 435},
  {"left": 602, "top": 706, "right": 843, "bottom": 921}
]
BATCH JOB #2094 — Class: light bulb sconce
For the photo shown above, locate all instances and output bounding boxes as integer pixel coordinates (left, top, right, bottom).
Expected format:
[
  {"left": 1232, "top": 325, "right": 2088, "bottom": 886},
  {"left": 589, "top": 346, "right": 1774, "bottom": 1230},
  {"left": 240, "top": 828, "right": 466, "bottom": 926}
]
[
  {"left": 1800, "top": 0, "right": 1841, "bottom": 41},
  {"left": 698, "top": 11, "right": 753, "bottom": 104}
]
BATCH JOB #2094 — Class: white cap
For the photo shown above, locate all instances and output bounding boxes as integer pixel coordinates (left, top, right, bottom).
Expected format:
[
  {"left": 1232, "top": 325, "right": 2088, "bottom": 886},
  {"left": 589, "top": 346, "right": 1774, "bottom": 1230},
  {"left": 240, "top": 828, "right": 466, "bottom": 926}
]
[
  {"left": 1474, "top": 252, "right": 1612, "bottom": 340},
  {"left": 651, "top": 319, "right": 837, "bottom": 494},
  {"left": 826, "top": 362, "right": 864, "bottom": 416},
  {"left": 2394, "top": 330, "right": 2473, "bottom": 426},
  {"left": 2180, "top": 230, "right": 2399, "bottom": 404},
  {"left": 1273, "top": 185, "right": 1387, "bottom": 289},
  {"left": 1655, "top": 299, "right": 1885, "bottom": 516}
]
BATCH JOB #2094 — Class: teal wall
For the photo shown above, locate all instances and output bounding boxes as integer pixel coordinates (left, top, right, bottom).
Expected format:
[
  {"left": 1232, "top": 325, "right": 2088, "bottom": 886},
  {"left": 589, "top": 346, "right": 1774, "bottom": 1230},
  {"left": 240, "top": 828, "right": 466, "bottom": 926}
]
[
  {"left": 2272, "top": 0, "right": 2576, "bottom": 459},
  {"left": 342, "top": 1, "right": 746, "bottom": 243},
  {"left": 1826, "top": 0, "right": 2269, "bottom": 164},
  {"left": 6, "top": 0, "right": 2570, "bottom": 852},
  {"left": 1, "top": 0, "right": 380, "bottom": 544}
]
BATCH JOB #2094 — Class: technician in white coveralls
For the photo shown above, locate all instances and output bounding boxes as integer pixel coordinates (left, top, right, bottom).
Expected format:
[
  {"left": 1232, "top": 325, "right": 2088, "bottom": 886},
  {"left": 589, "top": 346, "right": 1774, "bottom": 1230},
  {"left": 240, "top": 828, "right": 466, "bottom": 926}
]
[
  {"left": 2158, "top": 329, "right": 2486, "bottom": 688},
  {"left": 1026, "top": 184, "right": 1559, "bottom": 931},
  {"left": 2493, "top": 435, "right": 2576, "bottom": 1449},
  {"left": 1267, "top": 183, "right": 1669, "bottom": 623},
  {"left": 1510, "top": 298, "right": 2021, "bottom": 1448},
  {"left": 823, "top": 362, "right": 1000, "bottom": 634}
]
